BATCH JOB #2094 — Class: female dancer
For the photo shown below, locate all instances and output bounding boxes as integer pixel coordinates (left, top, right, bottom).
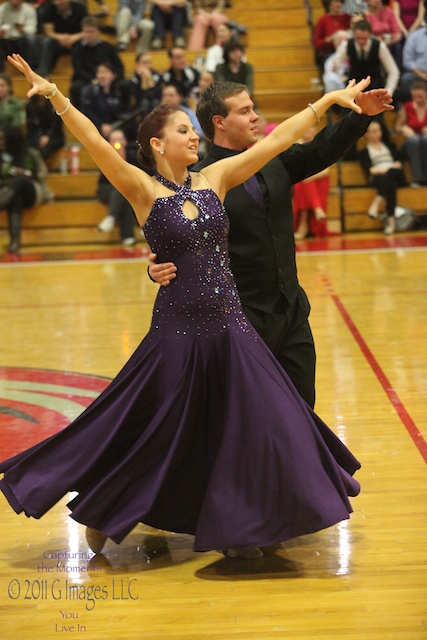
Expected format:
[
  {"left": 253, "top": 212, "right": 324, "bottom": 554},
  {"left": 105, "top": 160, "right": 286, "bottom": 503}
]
[{"left": 1, "top": 54, "right": 369, "bottom": 559}]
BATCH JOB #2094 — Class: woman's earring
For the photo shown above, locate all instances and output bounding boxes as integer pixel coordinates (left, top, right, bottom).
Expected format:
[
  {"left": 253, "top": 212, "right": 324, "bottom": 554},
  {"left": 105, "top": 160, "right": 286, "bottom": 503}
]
[{"left": 160, "top": 149, "right": 164, "bottom": 155}]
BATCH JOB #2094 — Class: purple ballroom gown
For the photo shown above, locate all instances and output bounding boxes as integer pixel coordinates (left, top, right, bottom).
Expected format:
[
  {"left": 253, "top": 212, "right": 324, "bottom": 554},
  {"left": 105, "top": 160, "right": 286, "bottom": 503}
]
[{"left": 0, "top": 173, "right": 360, "bottom": 551}]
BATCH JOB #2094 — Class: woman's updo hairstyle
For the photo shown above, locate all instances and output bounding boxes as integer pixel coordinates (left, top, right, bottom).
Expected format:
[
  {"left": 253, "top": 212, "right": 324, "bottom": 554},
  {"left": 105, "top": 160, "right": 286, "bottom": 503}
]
[{"left": 137, "top": 104, "right": 183, "bottom": 169}]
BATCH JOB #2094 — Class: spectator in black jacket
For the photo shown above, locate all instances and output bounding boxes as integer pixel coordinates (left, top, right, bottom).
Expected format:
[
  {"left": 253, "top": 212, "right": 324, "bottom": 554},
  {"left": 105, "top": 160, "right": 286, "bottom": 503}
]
[
  {"left": 80, "top": 61, "right": 131, "bottom": 139},
  {"left": 70, "top": 16, "right": 124, "bottom": 109},
  {"left": 25, "top": 93, "right": 65, "bottom": 161}
]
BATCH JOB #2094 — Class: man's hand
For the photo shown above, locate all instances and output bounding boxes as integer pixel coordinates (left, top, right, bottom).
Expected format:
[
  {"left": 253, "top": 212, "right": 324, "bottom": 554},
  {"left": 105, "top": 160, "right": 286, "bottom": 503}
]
[
  {"left": 355, "top": 88, "right": 394, "bottom": 115},
  {"left": 148, "top": 253, "right": 177, "bottom": 286}
]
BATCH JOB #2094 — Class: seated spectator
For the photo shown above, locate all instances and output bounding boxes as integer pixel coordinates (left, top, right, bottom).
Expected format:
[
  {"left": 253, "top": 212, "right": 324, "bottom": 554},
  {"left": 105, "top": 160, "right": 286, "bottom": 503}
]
[
  {"left": 124, "top": 52, "right": 162, "bottom": 139},
  {"left": 70, "top": 16, "right": 124, "bottom": 109},
  {"left": 162, "top": 46, "right": 199, "bottom": 102},
  {"left": 204, "top": 21, "right": 235, "bottom": 72},
  {"left": 189, "top": 69, "right": 215, "bottom": 105},
  {"left": 394, "top": 78, "right": 427, "bottom": 186},
  {"left": 97, "top": 129, "right": 139, "bottom": 246},
  {"left": 114, "top": 0, "right": 154, "bottom": 52},
  {"left": 37, "top": 0, "right": 88, "bottom": 76},
  {"left": 150, "top": 0, "right": 187, "bottom": 49},
  {"left": 0, "top": 126, "right": 53, "bottom": 254},
  {"left": 358, "top": 118, "right": 407, "bottom": 235},
  {"left": 128, "top": 52, "right": 162, "bottom": 115},
  {"left": 400, "top": 24, "right": 427, "bottom": 101},
  {"left": 215, "top": 41, "right": 253, "bottom": 95},
  {"left": 160, "top": 83, "right": 203, "bottom": 138},
  {"left": 0, "top": 0, "right": 37, "bottom": 72},
  {"left": 0, "top": 72, "right": 24, "bottom": 129},
  {"left": 25, "top": 93, "right": 65, "bottom": 161},
  {"left": 293, "top": 126, "right": 331, "bottom": 240},
  {"left": 364, "top": 0, "right": 403, "bottom": 67},
  {"left": 392, "top": 0, "right": 425, "bottom": 40},
  {"left": 80, "top": 62, "right": 131, "bottom": 139},
  {"left": 313, "top": 0, "right": 352, "bottom": 71},
  {"left": 187, "top": 0, "right": 228, "bottom": 51},
  {"left": 323, "top": 18, "right": 399, "bottom": 95}
]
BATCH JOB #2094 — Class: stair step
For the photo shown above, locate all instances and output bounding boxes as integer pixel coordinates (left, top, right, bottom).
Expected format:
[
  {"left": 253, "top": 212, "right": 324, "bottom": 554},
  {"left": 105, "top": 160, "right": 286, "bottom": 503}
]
[{"left": 227, "top": 8, "right": 308, "bottom": 29}]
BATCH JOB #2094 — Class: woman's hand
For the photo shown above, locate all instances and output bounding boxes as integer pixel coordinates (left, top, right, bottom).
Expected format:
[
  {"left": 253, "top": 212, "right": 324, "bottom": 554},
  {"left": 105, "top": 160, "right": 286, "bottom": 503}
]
[
  {"left": 7, "top": 53, "right": 54, "bottom": 99},
  {"left": 330, "top": 77, "right": 372, "bottom": 114}
]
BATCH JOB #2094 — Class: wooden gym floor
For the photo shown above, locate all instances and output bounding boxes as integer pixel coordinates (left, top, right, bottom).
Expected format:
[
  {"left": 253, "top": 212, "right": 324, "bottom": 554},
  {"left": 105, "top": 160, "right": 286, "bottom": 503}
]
[{"left": 0, "top": 231, "right": 426, "bottom": 639}]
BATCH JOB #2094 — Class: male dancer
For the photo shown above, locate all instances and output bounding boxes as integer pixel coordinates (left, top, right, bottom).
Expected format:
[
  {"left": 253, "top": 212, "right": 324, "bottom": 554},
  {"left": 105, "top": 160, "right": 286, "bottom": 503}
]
[{"left": 149, "top": 81, "right": 393, "bottom": 407}]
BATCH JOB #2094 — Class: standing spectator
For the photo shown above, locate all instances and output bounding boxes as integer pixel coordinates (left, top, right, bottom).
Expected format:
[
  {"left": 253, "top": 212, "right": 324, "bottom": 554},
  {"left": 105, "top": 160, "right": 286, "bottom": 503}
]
[
  {"left": 358, "top": 118, "right": 407, "bottom": 235},
  {"left": 150, "top": 0, "right": 187, "bottom": 49},
  {"left": 97, "top": 129, "right": 138, "bottom": 246},
  {"left": 394, "top": 78, "right": 427, "bottom": 186},
  {"left": 392, "top": 0, "right": 425, "bottom": 40},
  {"left": 0, "top": 73, "right": 24, "bottom": 128},
  {"left": 70, "top": 16, "right": 124, "bottom": 108},
  {"left": 293, "top": 126, "right": 331, "bottom": 240},
  {"left": 187, "top": 0, "right": 228, "bottom": 51},
  {"left": 114, "top": 0, "right": 154, "bottom": 52},
  {"left": 364, "top": 0, "right": 403, "bottom": 67},
  {"left": 25, "top": 94, "right": 65, "bottom": 161},
  {"left": 37, "top": 0, "right": 87, "bottom": 76},
  {"left": 401, "top": 25, "right": 427, "bottom": 100},
  {"left": 313, "top": 0, "right": 352, "bottom": 71},
  {"left": 0, "top": 126, "right": 52, "bottom": 254},
  {"left": 162, "top": 46, "right": 199, "bottom": 101},
  {"left": 215, "top": 42, "right": 253, "bottom": 95},
  {"left": 80, "top": 62, "right": 131, "bottom": 139},
  {"left": 323, "top": 19, "right": 399, "bottom": 94},
  {"left": 204, "top": 21, "right": 234, "bottom": 72},
  {"left": 0, "top": 0, "right": 37, "bottom": 71}
]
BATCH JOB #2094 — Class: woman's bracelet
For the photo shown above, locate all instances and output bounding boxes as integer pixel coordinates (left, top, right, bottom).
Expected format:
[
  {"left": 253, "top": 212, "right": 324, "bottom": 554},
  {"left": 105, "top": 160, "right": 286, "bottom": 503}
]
[
  {"left": 308, "top": 102, "right": 320, "bottom": 123},
  {"left": 56, "top": 98, "right": 71, "bottom": 117},
  {"left": 44, "top": 83, "right": 57, "bottom": 99}
]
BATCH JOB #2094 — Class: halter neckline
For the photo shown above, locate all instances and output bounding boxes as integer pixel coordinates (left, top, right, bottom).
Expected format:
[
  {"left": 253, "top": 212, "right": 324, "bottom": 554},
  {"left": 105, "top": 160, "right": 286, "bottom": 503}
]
[{"left": 155, "top": 172, "right": 191, "bottom": 193}]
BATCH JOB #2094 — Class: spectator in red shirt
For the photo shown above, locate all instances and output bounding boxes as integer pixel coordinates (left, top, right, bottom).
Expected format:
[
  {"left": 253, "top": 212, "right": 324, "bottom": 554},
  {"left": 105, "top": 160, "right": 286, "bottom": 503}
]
[{"left": 314, "top": 0, "right": 351, "bottom": 70}]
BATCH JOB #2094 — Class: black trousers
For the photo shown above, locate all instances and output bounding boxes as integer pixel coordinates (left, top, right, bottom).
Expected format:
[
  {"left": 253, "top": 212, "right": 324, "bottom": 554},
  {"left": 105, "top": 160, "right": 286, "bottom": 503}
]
[
  {"left": 242, "top": 287, "right": 316, "bottom": 409},
  {"left": 97, "top": 183, "right": 136, "bottom": 241},
  {"left": 371, "top": 168, "right": 406, "bottom": 217}
]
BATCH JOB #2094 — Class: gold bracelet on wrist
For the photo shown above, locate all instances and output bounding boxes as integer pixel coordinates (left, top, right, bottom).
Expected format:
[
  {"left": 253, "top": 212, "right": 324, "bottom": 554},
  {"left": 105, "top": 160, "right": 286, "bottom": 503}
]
[{"left": 44, "top": 83, "right": 58, "bottom": 99}]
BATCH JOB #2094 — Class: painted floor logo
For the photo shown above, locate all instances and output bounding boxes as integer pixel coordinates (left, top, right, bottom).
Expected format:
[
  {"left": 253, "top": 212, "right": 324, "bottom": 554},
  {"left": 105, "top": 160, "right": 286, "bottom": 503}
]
[{"left": 0, "top": 367, "right": 110, "bottom": 459}]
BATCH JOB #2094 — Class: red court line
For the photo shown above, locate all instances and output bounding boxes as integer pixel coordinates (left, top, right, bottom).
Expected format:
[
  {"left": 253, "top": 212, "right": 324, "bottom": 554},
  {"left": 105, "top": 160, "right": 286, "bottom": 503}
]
[{"left": 320, "top": 273, "right": 427, "bottom": 464}]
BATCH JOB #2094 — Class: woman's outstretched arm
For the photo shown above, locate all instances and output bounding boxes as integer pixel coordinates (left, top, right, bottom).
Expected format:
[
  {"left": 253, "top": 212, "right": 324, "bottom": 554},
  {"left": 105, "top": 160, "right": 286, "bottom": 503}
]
[{"left": 7, "top": 54, "right": 155, "bottom": 220}]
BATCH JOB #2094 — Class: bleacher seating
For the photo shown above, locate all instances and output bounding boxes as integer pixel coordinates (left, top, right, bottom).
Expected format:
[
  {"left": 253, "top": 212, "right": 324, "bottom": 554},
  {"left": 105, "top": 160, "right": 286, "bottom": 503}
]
[{"left": 1, "top": 0, "right": 425, "bottom": 251}]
